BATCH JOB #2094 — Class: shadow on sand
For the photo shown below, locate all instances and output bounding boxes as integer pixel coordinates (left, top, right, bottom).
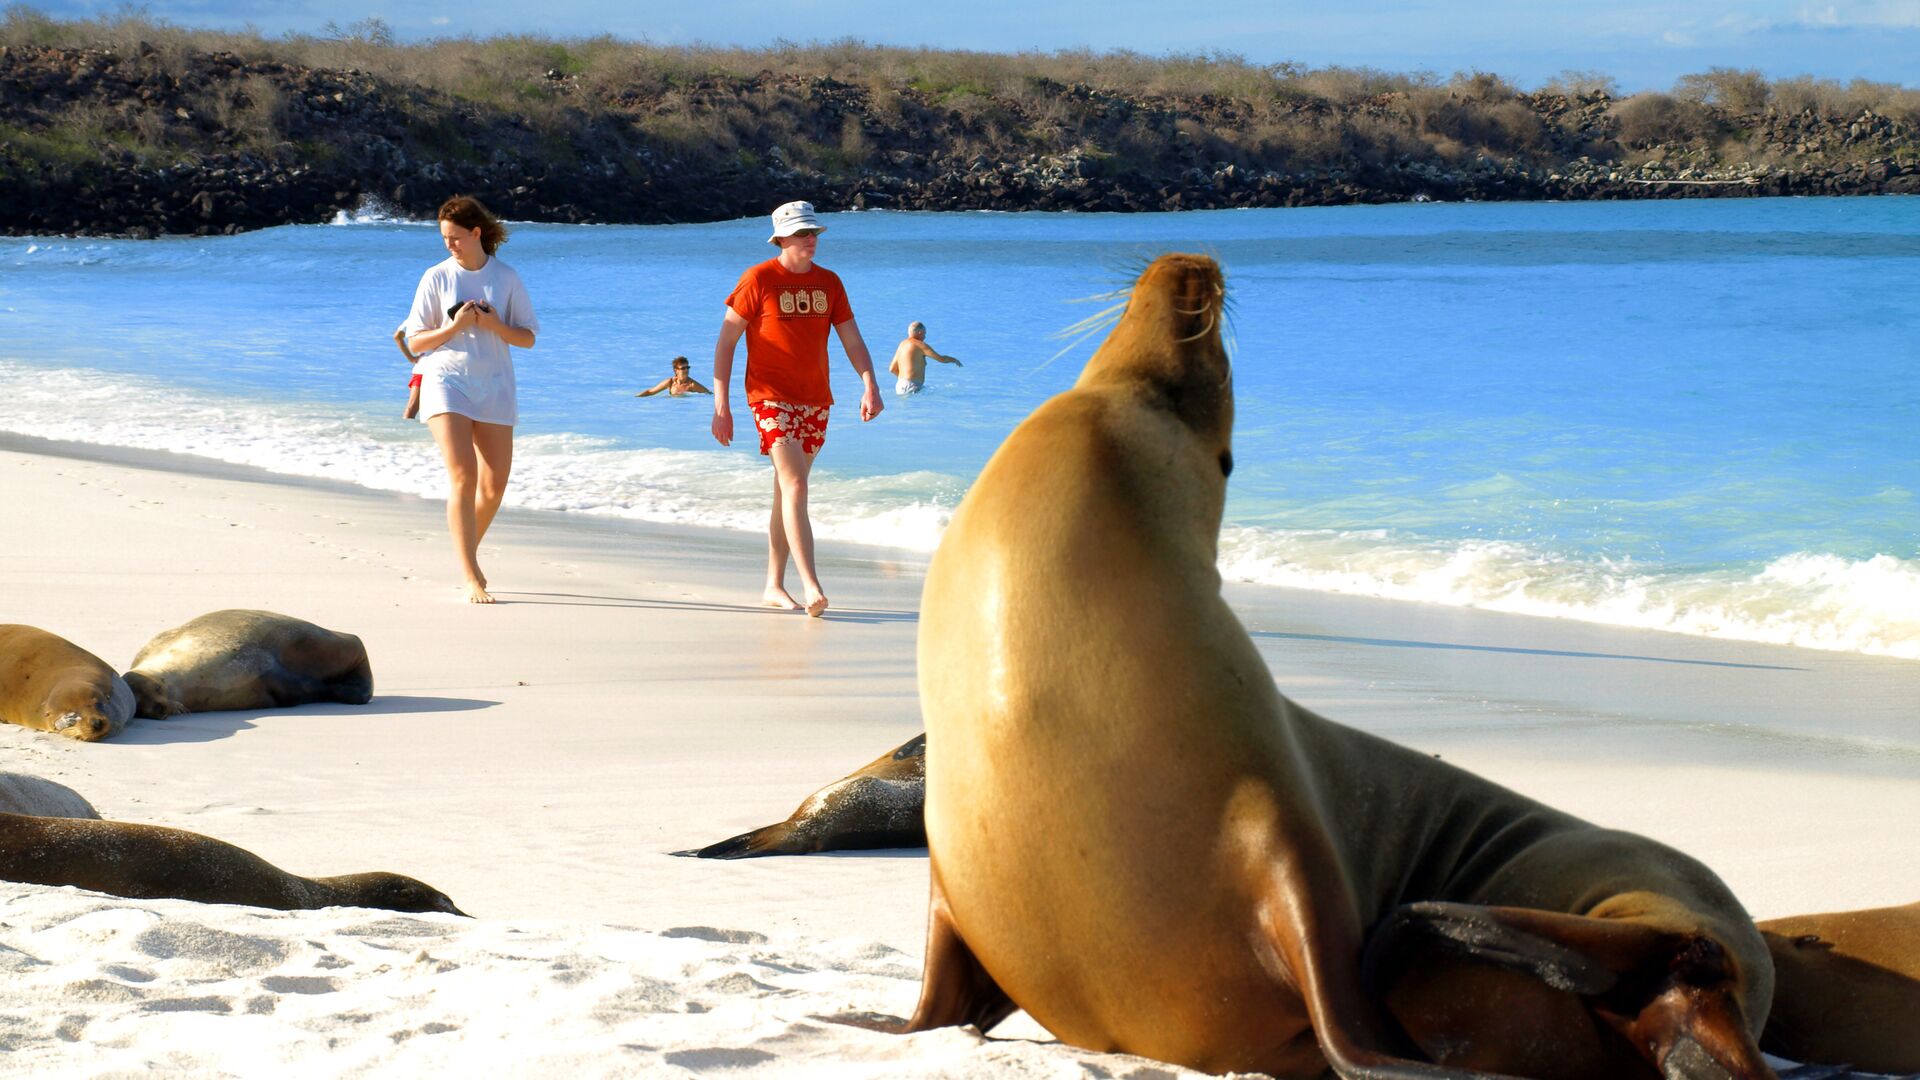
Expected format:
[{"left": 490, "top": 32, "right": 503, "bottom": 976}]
[
  {"left": 489, "top": 591, "right": 920, "bottom": 625},
  {"left": 1248, "top": 630, "right": 1803, "bottom": 672},
  {"left": 111, "top": 695, "right": 502, "bottom": 745}
]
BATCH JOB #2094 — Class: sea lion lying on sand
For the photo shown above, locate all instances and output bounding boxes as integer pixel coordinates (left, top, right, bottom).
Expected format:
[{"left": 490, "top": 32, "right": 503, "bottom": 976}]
[
  {"left": 880, "top": 253, "right": 1778, "bottom": 1079},
  {"left": 1757, "top": 902, "right": 1920, "bottom": 1075},
  {"left": 683, "top": 734, "right": 926, "bottom": 858},
  {"left": 0, "top": 812, "right": 465, "bottom": 915},
  {"left": 0, "top": 625, "right": 135, "bottom": 741},
  {"left": 0, "top": 772, "right": 100, "bottom": 818},
  {"left": 124, "top": 609, "right": 373, "bottom": 718}
]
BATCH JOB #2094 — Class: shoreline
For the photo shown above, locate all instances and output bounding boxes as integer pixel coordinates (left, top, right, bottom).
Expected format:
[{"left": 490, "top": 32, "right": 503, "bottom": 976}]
[{"left": 2, "top": 433, "right": 1917, "bottom": 1073}]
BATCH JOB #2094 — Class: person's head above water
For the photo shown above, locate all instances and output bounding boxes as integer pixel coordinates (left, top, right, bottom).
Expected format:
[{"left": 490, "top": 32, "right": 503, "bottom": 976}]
[
  {"left": 672, "top": 356, "right": 691, "bottom": 373},
  {"left": 908, "top": 321, "right": 927, "bottom": 340}
]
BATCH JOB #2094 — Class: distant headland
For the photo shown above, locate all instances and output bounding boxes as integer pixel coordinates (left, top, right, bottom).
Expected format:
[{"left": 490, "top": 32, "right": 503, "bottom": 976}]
[{"left": 3, "top": 10, "right": 1919, "bottom": 237}]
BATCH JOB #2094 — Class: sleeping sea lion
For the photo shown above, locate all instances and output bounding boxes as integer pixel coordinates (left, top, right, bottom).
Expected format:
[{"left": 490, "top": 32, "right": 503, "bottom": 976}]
[
  {"left": 682, "top": 734, "right": 926, "bottom": 858},
  {"left": 124, "top": 610, "right": 373, "bottom": 719},
  {"left": 0, "top": 625, "right": 135, "bottom": 741},
  {"left": 1756, "top": 902, "right": 1920, "bottom": 1075},
  {"left": 0, "top": 812, "right": 465, "bottom": 915},
  {"left": 883, "top": 254, "right": 1777, "bottom": 1078},
  {"left": 0, "top": 772, "right": 101, "bottom": 818}
]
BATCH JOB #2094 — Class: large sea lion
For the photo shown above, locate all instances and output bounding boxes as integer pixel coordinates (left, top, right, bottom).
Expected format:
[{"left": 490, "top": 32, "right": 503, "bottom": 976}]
[
  {"left": 124, "top": 610, "right": 373, "bottom": 719},
  {"left": 885, "top": 254, "right": 1778, "bottom": 1078},
  {"left": 0, "top": 812, "right": 465, "bottom": 915},
  {"left": 683, "top": 734, "right": 926, "bottom": 858},
  {"left": 1756, "top": 902, "right": 1920, "bottom": 1074},
  {"left": 0, "top": 772, "right": 101, "bottom": 818},
  {"left": 0, "top": 625, "right": 135, "bottom": 741}
]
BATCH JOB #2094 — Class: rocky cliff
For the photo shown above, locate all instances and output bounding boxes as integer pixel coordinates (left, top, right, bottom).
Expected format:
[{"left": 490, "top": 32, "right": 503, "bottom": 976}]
[{"left": 3, "top": 41, "right": 1917, "bottom": 237}]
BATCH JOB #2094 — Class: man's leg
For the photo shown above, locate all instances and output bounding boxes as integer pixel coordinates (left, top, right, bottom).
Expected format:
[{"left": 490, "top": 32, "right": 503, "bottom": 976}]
[
  {"left": 763, "top": 465, "right": 800, "bottom": 609},
  {"left": 769, "top": 440, "right": 827, "bottom": 617}
]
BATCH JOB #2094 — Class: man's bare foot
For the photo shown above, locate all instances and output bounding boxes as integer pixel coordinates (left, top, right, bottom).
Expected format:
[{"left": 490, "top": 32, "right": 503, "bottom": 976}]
[
  {"left": 465, "top": 580, "right": 494, "bottom": 604},
  {"left": 805, "top": 590, "right": 829, "bottom": 618},
  {"left": 762, "top": 587, "right": 802, "bottom": 610}
]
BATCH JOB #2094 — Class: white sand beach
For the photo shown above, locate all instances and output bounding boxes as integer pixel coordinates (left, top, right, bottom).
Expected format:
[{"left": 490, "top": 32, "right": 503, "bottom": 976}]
[{"left": 3, "top": 432, "right": 1917, "bottom": 1077}]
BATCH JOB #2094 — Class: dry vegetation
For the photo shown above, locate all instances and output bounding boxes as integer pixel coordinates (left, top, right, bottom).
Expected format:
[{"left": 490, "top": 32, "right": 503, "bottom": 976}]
[
  {"left": 4, "top": 6, "right": 1918, "bottom": 235},
  {"left": 7, "top": 6, "right": 1920, "bottom": 178}
]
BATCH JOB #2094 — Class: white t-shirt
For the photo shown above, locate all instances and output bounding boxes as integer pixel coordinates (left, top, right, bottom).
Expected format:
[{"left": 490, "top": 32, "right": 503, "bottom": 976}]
[{"left": 403, "top": 255, "right": 538, "bottom": 425}]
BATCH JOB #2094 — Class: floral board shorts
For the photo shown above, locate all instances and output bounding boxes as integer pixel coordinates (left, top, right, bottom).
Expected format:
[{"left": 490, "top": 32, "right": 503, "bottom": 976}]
[{"left": 750, "top": 400, "right": 831, "bottom": 456}]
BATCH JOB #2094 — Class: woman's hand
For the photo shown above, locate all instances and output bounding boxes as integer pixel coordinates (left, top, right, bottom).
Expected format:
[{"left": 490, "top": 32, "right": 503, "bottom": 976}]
[{"left": 451, "top": 302, "right": 483, "bottom": 332}]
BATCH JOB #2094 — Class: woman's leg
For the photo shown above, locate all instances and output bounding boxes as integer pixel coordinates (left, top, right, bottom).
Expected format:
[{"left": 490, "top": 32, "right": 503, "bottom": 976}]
[
  {"left": 427, "top": 413, "right": 492, "bottom": 604},
  {"left": 763, "top": 468, "right": 800, "bottom": 609},
  {"left": 768, "top": 440, "right": 827, "bottom": 617},
  {"left": 470, "top": 421, "right": 514, "bottom": 545}
]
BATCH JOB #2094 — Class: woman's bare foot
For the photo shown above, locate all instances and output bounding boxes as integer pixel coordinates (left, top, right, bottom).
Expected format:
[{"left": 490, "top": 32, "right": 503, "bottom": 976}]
[
  {"left": 762, "top": 586, "right": 802, "bottom": 610},
  {"left": 804, "top": 589, "right": 829, "bottom": 618},
  {"left": 465, "top": 579, "right": 494, "bottom": 604}
]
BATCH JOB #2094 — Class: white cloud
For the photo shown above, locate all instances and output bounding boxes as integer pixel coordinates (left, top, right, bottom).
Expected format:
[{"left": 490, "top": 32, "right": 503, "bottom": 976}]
[
  {"left": 1793, "top": 1, "right": 1920, "bottom": 29},
  {"left": 431, "top": 15, "right": 450, "bottom": 24},
  {"left": 1660, "top": 29, "right": 1696, "bottom": 45}
]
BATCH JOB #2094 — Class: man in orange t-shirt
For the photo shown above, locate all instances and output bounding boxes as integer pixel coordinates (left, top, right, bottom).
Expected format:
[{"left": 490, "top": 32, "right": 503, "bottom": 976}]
[{"left": 711, "top": 200, "right": 884, "bottom": 618}]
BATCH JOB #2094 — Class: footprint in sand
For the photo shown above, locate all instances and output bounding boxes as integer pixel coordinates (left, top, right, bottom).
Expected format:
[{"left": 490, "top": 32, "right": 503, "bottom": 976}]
[
  {"left": 389, "top": 1021, "right": 460, "bottom": 1043},
  {"left": 140, "top": 996, "right": 232, "bottom": 1014},
  {"left": 259, "top": 975, "right": 339, "bottom": 995},
  {"left": 131, "top": 925, "right": 287, "bottom": 976},
  {"left": 660, "top": 927, "right": 768, "bottom": 945}
]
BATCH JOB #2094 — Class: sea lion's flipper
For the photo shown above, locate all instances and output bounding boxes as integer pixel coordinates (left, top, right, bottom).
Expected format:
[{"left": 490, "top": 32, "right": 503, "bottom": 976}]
[
  {"left": 1365, "top": 902, "right": 1775, "bottom": 1080},
  {"left": 825, "top": 868, "right": 1011, "bottom": 1035},
  {"left": 901, "top": 870, "right": 1013, "bottom": 1033},
  {"left": 678, "top": 821, "right": 800, "bottom": 859},
  {"left": 677, "top": 733, "right": 929, "bottom": 858}
]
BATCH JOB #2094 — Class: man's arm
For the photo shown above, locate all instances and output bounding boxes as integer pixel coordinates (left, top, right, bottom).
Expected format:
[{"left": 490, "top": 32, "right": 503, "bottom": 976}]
[
  {"left": 686, "top": 379, "right": 713, "bottom": 395},
  {"left": 834, "top": 318, "right": 884, "bottom": 422},
  {"left": 924, "top": 342, "right": 963, "bottom": 367},
  {"left": 635, "top": 378, "right": 673, "bottom": 397},
  {"left": 712, "top": 308, "right": 749, "bottom": 445}
]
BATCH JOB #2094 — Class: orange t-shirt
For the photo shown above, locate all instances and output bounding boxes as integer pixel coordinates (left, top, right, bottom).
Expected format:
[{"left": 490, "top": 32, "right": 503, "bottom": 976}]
[{"left": 725, "top": 258, "right": 853, "bottom": 406}]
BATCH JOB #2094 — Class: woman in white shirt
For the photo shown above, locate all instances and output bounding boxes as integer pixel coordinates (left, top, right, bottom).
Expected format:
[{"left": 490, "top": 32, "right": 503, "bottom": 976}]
[{"left": 402, "top": 195, "right": 538, "bottom": 604}]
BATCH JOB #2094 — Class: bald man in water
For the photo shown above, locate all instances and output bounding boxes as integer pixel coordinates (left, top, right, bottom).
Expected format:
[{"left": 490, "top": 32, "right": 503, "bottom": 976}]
[{"left": 888, "top": 321, "right": 962, "bottom": 395}]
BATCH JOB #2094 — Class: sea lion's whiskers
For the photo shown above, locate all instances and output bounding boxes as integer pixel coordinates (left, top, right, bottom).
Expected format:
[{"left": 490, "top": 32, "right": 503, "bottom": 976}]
[
  {"left": 1040, "top": 299, "right": 1130, "bottom": 369},
  {"left": 1175, "top": 311, "right": 1217, "bottom": 344}
]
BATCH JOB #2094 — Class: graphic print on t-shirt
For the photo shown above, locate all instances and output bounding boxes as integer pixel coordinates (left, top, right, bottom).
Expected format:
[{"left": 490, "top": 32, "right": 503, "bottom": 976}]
[{"left": 776, "top": 287, "right": 831, "bottom": 319}]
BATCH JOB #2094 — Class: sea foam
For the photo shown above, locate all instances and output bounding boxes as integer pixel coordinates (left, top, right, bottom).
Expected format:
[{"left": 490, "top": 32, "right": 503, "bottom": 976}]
[{"left": 1, "top": 360, "right": 1914, "bottom": 661}]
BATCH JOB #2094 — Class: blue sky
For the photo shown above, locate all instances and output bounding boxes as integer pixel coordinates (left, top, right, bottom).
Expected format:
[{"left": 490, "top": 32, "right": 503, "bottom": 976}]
[{"left": 26, "top": 1, "right": 1920, "bottom": 91}]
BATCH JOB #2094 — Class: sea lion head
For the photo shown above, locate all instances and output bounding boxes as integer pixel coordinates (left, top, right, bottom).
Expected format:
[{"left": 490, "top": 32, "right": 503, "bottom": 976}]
[
  {"left": 1076, "top": 253, "right": 1233, "bottom": 459},
  {"left": 44, "top": 673, "right": 134, "bottom": 742},
  {"left": 121, "top": 670, "right": 186, "bottom": 720},
  {"left": 319, "top": 871, "right": 470, "bottom": 917}
]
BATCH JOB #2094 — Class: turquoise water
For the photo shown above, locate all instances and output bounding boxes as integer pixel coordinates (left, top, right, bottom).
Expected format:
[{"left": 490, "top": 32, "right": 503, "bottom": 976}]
[{"left": 3, "top": 197, "right": 1917, "bottom": 656}]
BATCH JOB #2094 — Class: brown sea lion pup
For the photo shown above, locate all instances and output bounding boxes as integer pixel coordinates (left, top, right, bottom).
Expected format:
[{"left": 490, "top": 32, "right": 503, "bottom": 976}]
[
  {"left": 1756, "top": 902, "right": 1920, "bottom": 1075},
  {"left": 875, "top": 253, "right": 1777, "bottom": 1079},
  {"left": 0, "top": 812, "right": 466, "bottom": 915},
  {"left": 124, "top": 609, "right": 373, "bottom": 719},
  {"left": 0, "top": 625, "right": 135, "bottom": 741},
  {"left": 682, "top": 733, "right": 926, "bottom": 858},
  {"left": 0, "top": 772, "right": 101, "bottom": 818}
]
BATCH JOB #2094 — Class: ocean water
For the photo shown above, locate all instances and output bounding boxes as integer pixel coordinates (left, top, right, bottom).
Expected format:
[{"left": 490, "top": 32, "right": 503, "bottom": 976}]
[{"left": 2, "top": 198, "right": 1917, "bottom": 658}]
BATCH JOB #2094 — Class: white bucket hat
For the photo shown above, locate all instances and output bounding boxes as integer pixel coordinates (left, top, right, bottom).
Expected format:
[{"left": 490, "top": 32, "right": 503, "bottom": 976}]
[{"left": 767, "top": 200, "right": 825, "bottom": 244}]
